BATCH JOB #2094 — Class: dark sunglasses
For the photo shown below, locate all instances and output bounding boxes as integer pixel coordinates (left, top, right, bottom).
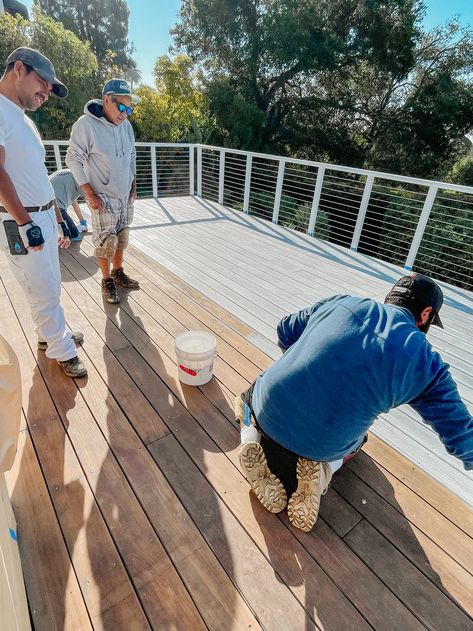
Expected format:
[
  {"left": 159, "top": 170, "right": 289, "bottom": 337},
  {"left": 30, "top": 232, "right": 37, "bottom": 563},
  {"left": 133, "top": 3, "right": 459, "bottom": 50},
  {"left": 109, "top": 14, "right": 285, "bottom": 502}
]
[{"left": 112, "top": 98, "right": 133, "bottom": 116}]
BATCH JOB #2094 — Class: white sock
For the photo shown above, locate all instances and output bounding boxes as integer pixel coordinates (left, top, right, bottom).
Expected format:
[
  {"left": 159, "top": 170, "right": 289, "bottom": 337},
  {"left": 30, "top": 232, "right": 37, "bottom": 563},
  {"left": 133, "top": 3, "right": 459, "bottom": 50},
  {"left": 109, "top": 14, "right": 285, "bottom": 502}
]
[
  {"left": 240, "top": 425, "right": 261, "bottom": 444},
  {"left": 328, "top": 458, "right": 343, "bottom": 474}
]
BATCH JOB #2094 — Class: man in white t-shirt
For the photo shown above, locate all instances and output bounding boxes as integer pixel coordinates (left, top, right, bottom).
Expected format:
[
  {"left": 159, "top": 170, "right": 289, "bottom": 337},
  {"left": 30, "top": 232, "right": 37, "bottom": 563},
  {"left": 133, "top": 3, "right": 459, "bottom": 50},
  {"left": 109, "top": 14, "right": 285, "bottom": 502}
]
[{"left": 0, "top": 47, "right": 87, "bottom": 378}]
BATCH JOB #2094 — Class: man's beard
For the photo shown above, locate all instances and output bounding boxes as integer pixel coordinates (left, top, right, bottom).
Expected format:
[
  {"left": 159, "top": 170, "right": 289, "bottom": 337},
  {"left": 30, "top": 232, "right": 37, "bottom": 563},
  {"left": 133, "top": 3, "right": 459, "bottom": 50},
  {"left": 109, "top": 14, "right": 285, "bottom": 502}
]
[{"left": 419, "top": 313, "right": 435, "bottom": 334}]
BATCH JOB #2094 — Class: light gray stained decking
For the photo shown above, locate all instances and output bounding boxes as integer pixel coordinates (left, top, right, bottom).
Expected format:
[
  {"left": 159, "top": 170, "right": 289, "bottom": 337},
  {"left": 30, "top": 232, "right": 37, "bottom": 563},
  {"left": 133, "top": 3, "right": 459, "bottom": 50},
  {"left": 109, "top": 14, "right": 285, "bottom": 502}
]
[{"left": 126, "top": 196, "right": 473, "bottom": 507}]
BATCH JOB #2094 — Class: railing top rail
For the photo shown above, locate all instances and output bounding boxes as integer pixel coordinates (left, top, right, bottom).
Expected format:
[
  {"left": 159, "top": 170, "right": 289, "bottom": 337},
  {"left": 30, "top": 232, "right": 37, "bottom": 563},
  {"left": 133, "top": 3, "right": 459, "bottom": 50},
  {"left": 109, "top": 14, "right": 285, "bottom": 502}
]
[
  {"left": 42, "top": 140, "right": 473, "bottom": 195},
  {"left": 43, "top": 140, "right": 194, "bottom": 148},
  {"left": 134, "top": 142, "right": 194, "bottom": 148},
  {"left": 196, "top": 143, "right": 473, "bottom": 195}
]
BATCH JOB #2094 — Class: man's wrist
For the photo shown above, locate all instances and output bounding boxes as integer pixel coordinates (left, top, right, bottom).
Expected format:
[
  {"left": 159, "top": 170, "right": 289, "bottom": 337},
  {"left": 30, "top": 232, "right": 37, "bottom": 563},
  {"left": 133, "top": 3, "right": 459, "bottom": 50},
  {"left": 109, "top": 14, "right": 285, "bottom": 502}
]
[{"left": 16, "top": 212, "right": 32, "bottom": 226}]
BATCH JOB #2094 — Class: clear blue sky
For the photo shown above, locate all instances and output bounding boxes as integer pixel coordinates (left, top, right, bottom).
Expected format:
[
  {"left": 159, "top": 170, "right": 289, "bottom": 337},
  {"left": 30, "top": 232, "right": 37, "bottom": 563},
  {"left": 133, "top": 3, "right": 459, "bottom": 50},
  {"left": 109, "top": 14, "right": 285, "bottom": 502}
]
[{"left": 22, "top": 1, "right": 473, "bottom": 86}]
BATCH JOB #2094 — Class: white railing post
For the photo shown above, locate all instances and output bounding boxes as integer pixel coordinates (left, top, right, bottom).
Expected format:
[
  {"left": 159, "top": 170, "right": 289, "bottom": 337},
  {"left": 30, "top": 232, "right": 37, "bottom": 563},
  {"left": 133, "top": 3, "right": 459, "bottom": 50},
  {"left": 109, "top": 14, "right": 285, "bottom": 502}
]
[
  {"left": 243, "top": 154, "right": 253, "bottom": 214},
  {"left": 189, "top": 146, "right": 195, "bottom": 196},
  {"left": 53, "top": 143, "right": 62, "bottom": 170},
  {"left": 218, "top": 149, "right": 225, "bottom": 205},
  {"left": 151, "top": 145, "right": 158, "bottom": 198},
  {"left": 197, "top": 146, "right": 203, "bottom": 197},
  {"left": 350, "top": 174, "right": 375, "bottom": 251},
  {"left": 404, "top": 185, "right": 438, "bottom": 270},
  {"left": 307, "top": 166, "right": 325, "bottom": 236},
  {"left": 272, "top": 159, "right": 285, "bottom": 224}
]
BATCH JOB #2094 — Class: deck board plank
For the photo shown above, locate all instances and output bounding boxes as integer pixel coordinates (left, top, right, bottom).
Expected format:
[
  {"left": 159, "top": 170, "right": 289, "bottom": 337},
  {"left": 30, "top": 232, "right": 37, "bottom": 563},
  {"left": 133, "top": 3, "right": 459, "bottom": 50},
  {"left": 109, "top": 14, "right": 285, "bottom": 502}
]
[
  {"left": 363, "top": 434, "right": 473, "bottom": 537},
  {"left": 6, "top": 429, "right": 93, "bottom": 631},
  {"left": 344, "top": 520, "right": 472, "bottom": 630},
  {"left": 332, "top": 468, "right": 473, "bottom": 613},
  {"left": 347, "top": 452, "right": 473, "bottom": 571}
]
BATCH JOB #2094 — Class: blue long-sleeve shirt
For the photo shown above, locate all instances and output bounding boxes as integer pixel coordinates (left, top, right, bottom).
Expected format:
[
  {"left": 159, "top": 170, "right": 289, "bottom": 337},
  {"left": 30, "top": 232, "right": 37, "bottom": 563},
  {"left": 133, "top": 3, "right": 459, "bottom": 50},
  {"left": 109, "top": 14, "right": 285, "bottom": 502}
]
[{"left": 251, "top": 295, "right": 473, "bottom": 469}]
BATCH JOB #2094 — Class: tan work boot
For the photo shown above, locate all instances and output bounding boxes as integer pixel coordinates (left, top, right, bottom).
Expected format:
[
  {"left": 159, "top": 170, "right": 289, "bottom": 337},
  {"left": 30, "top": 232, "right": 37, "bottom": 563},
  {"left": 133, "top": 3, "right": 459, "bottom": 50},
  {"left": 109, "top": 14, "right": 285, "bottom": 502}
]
[
  {"left": 101, "top": 277, "right": 120, "bottom": 304},
  {"left": 111, "top": 267, "right": 140, "bottom": 289},
  {"left": 287, "top": 458, "right": 332, "bottom": 532},
  {"left": 57, "top": 355, "right": 88, "bottom": 378},
  {"left": 239, "top": 441, "right": 287, "bottom": 513},
  {"left": 38, "top": 330, "right": 84, "bottom": 351}
]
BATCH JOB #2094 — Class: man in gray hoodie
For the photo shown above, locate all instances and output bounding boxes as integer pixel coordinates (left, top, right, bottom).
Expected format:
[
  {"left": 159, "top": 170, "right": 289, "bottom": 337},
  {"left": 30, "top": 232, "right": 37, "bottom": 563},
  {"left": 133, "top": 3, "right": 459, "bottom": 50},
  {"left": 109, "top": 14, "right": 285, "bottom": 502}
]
[{"left": 66, "top": 79, "right": 140, "bottom": 304}]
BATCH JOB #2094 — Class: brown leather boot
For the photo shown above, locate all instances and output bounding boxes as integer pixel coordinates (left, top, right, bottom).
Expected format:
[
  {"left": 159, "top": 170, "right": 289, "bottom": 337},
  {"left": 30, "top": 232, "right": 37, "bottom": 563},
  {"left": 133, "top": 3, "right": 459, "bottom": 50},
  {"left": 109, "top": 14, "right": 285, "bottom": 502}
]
[
  {"left": 111, "top": 267, "right": 140, "bottom": 289},
  {"left": 101, "top": 277, "right": 120, "bottom": 304}
]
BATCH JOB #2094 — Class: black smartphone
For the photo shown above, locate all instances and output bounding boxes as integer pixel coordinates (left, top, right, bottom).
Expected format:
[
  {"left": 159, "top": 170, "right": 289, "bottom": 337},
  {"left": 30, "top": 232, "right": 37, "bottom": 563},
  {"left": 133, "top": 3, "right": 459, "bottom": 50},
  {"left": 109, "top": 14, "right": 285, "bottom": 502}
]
[{"left": 3, "top": 220, "right": 28, "bottom": 255}]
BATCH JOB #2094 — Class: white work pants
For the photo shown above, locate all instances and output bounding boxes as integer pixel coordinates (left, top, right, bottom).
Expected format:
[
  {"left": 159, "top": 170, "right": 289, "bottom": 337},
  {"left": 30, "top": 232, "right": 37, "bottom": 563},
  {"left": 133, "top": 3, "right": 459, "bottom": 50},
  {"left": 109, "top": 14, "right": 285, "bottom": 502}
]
[{"left": 0, "top": 208, "right": 75, "bottom": 362}]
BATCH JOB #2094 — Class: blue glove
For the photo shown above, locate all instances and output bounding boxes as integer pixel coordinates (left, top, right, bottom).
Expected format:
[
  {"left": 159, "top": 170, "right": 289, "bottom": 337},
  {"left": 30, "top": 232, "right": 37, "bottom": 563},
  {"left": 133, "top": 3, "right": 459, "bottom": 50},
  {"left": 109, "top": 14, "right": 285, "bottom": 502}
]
[{"left": 18, "top": 222, "right": 44, "bottom": 248}]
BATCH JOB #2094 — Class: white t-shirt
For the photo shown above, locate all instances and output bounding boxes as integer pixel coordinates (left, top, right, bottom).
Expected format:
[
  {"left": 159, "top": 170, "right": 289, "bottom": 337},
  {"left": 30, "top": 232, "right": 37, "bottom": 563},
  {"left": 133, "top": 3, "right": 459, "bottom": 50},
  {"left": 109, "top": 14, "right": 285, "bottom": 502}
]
[{"left": 0, "top": 93, "right": 55, "bottom": 206}]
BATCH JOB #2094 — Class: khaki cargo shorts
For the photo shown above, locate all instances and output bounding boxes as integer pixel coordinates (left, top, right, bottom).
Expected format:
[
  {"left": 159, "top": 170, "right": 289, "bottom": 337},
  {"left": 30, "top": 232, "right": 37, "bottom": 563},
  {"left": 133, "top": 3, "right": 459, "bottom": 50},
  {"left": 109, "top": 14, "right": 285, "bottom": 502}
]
[{"left": 91, "top": 194, "right": 134, "bottom": 259}]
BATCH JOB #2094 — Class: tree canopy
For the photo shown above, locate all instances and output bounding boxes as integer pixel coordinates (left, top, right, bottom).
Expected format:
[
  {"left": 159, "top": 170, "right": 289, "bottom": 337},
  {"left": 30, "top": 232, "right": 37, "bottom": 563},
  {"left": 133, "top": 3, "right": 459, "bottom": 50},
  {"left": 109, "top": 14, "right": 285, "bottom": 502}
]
[
  {"left": 2, "top": 1, "right": 472, "bottom": 182},
  {"left": 173, "top": 0, "right": 473, "bottom": 178},
  {"left": 0, "top": 10, "right": 115, "bottom": 139},
  {"left": 133, "top": 55, "right": 212, "bottom": 143},
  {"left": 33, "top": 0, "right": 133, "bottom": 68}
]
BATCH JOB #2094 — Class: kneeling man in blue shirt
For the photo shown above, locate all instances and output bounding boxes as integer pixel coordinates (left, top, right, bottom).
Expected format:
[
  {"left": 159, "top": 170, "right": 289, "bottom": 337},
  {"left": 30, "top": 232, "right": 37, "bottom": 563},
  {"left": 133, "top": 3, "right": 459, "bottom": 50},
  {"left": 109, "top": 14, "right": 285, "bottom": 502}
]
[{"left": 235, "top": 274, "right": 473, "bottom": 532}]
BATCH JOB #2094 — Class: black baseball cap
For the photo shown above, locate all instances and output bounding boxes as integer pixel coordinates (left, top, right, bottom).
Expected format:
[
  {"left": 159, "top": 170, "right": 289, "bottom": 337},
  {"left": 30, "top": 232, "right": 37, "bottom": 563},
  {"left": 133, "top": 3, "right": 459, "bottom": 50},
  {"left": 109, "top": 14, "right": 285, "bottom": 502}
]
[
  {"left": 6, "top": 47, "right": 68, "bottom": 98},
  {"left": 385, "top": 273, "right": 444, "bottom": 328}
]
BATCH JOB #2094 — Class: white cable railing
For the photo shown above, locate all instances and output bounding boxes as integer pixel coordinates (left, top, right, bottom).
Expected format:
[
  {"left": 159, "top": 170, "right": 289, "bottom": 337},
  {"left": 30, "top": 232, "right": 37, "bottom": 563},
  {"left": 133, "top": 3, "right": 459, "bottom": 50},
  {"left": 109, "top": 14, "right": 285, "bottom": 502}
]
[
  {"left": 43, "top": 141, "right": 194, "bottom": 199},
  {"left": 43, "top": 141, "right": 473, "bottom": 290}
]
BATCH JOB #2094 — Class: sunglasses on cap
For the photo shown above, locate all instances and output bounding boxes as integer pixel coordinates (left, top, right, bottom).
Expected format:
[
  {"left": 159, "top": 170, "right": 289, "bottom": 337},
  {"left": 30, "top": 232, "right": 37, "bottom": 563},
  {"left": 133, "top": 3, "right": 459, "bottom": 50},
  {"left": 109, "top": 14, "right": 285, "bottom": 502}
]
[{"left": 112, "top": 98, "right": 133, "bottom": 116}]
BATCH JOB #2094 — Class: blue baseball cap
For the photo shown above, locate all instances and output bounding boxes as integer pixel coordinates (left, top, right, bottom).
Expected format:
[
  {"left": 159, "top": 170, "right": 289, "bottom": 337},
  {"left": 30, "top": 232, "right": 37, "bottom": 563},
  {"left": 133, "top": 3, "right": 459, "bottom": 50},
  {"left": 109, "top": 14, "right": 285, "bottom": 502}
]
[
  {"left": 6, "top": 47, "right": 68, "bottom": 98},
  {"left": 102, "top": 78, "right": 140, "bottom": 104}
]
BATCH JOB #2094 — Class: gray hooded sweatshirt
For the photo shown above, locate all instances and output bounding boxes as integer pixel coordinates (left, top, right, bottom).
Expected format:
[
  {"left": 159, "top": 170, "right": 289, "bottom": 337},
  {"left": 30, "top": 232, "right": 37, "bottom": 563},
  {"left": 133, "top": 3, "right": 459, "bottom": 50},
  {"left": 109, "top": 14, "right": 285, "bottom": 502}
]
[{"left": 66, "top": 99, "right": 136, "bottom": 201}]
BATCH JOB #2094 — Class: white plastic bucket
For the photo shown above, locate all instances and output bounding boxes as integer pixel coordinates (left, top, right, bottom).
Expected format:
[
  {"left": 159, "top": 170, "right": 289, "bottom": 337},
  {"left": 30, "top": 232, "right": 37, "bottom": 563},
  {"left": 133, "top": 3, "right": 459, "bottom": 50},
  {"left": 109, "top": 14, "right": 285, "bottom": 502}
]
[{"left": 175, "top": 330, "right": 217, "bottom": 386}]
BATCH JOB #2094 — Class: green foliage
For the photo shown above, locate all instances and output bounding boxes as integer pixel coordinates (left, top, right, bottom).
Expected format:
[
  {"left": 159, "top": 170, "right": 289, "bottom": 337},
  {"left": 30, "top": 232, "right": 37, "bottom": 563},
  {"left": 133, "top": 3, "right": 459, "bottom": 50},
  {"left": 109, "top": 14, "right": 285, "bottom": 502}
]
[
  {"left": 377, "top": 189, "right": 473, "bottom": 289},
  {"left": 448, "top": 156, "right": 473, "bottom": 186},
  {"left": 0, "top": 11, "right": 103, "bottom": 139},
  {"left": 230, "top": 187, "right": 330, "bottom": 244},
  {"left": 206, "top": 79, "right": 269, "bottom": 150},
  {"left": 132, "top": 85, "right": 171, "bottom": 142},
  {"left": 33, "top": 0, "right": 133, "bottom": 68},
  {"left": 173, "top": 0, "right": 473, "bottom": 179},
  {"left": 29, "top": 13, "right": 99, "bottom": 139},
  {"left": 0, "top": 12, "right": 29, "bottom": 59},
  {"left": 133, "top": 55, "right": 214, "bottom": 143},
  {"left": 123, "top": 60, "right": 141, "bottom": 91}
]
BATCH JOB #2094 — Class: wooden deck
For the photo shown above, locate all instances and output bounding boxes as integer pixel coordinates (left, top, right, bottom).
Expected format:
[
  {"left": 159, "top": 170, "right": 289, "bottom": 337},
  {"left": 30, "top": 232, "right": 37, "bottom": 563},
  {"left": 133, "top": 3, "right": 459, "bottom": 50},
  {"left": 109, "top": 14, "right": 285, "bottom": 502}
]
[{"left": 0, "top": 197, "right": 472, "bottom": 630}]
